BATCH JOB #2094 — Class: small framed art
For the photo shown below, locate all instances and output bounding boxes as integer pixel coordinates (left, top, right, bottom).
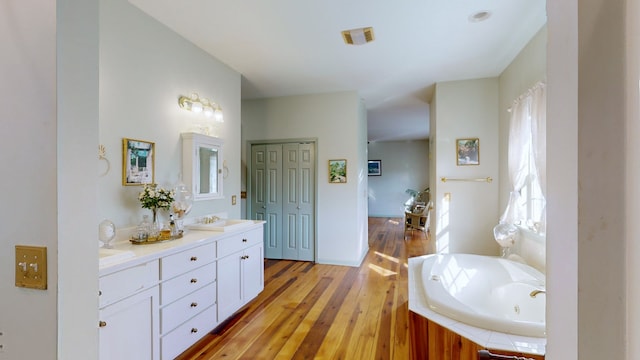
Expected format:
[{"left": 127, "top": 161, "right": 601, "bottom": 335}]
[
  {"left": 123, "top": 138, "right": 155, "bottom": 185},
  {"left": 456, "top": 138, "right": 479, "bottom": 166},
  {"left": 328, "top": 159, "right": 347, "bottom": 183},
  {"left": 368, "top": 160, "right": 382, "bottom": 176}
]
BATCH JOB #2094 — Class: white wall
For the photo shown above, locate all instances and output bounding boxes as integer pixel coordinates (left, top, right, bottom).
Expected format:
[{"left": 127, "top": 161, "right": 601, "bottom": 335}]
[
  {"left": 0, "top": 1, "right": 59, "bottom": 358},
  {"left": 498, "top": 25, "right": 547, "bottom": 271},
  {"left": 99, "top": 0, "right": 242, "bottom": 229},
  {"left": 57, "top": 0, "right": 101, "bottom": 358},
  {"left": 575, "top": 0, "right": 626, "bottom": 358},
  {"left": 431, "top": 78, "right": 500, "bottom": 255},
  {"left": 367, "top": 140, "right": 430, "bottom": 217},
  {"left": 626, "top": 0, "right": 640, "bottom": 358},
  {"left": 242, "top": 92, "right": 369, "bottom": 266},
  {"left": 356, "top": 99, "right": 369, "bottom": 257}
]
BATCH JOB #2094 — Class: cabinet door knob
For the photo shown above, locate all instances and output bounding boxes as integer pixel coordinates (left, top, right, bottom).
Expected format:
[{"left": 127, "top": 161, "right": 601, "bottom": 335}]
[
  {"left": 190, "top": 256, "right": 198, "bottom": 261},
  {"left": 98, "top": 290, "right": 102, "bottom": 296},
  {"left": 190, "top": 278, "right": 198, "bottom": 283},
  {"left": 99, "top": 321, "right": 107, "bottom": 328},
  {"left": 190, "top": 302, "right": 198, "bottom": 308},
  {"left": 246, "top": 255, "right": 250, "bottom": 259},
  {"left": 242, "top": 238, "right": 248, "bottom": 242},
  {"left": 191, "top": 328, "right": 198, "bottom": 333}
]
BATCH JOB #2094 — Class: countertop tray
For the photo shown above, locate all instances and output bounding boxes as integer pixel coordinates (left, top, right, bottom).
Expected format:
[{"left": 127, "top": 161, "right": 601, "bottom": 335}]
[{"left": 130, "top": 230, "right": 183, "bottom": 245}]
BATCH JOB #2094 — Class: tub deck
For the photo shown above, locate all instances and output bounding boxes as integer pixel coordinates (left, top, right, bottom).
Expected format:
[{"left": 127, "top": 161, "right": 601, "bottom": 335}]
[{"left": 409, "top": 255, "right": 546, "bottom": 357}]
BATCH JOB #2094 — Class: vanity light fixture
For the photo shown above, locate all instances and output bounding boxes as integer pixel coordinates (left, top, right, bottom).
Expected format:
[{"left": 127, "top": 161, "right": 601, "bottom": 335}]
[{"left": 178, "top": 92, "right": 224, "bottom": 122}]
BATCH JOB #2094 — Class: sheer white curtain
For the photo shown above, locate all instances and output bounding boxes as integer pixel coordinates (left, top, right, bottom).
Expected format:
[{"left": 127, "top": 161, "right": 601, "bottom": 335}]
[
  {"left": 530, "top": 83, "right": 547, "bottom": 232},
  {"left": 502, "top": 91, "right": 531, "bottom": 224},
  {"left": 502, "top": 82, "right": 546, "bottom": 231}
]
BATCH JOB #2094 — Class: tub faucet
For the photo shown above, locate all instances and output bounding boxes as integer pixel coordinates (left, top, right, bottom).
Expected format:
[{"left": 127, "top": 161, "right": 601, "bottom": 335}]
[{"left": 529, "top": 289, "right": 546, "bottom": 298}]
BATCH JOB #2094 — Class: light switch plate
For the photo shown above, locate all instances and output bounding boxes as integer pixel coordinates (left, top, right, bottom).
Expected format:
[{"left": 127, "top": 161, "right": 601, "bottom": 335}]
[
  {"left": 231, "top": 195, "right": 237, "bottom": 205},
  {"left": 15, "top": 245, "right": 47, "bottom": 290}
]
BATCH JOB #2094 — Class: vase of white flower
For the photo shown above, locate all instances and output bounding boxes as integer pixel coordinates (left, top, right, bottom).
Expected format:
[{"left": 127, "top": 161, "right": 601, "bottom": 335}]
[{"left": 139, "top": 184, "right": 175, "bottom": 238}]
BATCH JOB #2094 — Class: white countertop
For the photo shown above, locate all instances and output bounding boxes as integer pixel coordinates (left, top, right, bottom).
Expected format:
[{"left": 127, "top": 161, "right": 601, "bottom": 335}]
[
  {"left": 408, "top": 255, "right": 546, "bottom": 356},
  {"left": 99, "top": 220, "right": 265, "bottom": 276}
]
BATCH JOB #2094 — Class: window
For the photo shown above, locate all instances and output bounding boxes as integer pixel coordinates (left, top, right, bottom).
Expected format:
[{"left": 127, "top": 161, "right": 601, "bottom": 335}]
[{"left": 518, "top": 134, "right": 545, "bottom": 232}]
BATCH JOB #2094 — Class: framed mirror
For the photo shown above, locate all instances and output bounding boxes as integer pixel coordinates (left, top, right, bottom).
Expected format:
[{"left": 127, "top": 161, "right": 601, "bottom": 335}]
[{"left": 181, "top": 132, "right": 224, "bottom": 200}]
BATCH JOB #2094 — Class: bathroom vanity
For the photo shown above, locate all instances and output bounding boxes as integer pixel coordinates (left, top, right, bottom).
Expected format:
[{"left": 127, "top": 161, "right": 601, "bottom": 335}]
[{"left": 98, "top": 220, "right": 264, "bottom": 360}]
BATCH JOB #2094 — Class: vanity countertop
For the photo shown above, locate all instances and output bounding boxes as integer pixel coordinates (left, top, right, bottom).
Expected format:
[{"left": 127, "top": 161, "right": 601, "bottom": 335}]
[{"left": 99, "top": 220, "right": 265, "bottom": 276}]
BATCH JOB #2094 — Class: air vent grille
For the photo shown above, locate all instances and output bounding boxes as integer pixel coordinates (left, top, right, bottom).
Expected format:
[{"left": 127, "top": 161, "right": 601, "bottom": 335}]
[{"left": 341, "top": 27, "right": 375, "bottom": 45}]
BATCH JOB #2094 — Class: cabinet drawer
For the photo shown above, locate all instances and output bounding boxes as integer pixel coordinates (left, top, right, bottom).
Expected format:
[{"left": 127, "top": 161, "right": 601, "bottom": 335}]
[
  {"left": 161, "top": 304, "right": 217, "bottom": 360},
  {"left": 217, "top": 228, "right": 262, "bottom": 258},
  {"left": 160, "top": 242, "right": 216, "bottom": 280},
  {"left": 99, "top": 260, "right": 159, "bottom": 308},
  {"left": 160, "top": 281, "right": 216, "bottom": 334},
  {"left": 160, "top": 262, "right": 216, "bottom": 305}
]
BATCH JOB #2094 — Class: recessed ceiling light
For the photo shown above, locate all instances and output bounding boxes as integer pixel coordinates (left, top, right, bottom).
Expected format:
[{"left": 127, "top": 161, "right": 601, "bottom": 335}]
[
  {"left": 469, "top": 10, "right": 491, "bottom": 22},
  {"left": 341, "top": 27, "right": 375, "bottom": 45}
]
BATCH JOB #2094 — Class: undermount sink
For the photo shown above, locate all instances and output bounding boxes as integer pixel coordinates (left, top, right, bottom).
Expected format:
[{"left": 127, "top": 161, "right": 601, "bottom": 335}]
[
  {"left": 187, "top": 219, "right": 254, "bottom": 232},
  {"left": 99, "top": 248, "right": 135, "bottom": 267}
]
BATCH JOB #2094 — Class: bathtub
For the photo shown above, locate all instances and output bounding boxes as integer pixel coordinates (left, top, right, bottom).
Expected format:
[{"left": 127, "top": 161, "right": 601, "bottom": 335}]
[{"left": 420, "top": 253, "right": 546, "bottom": 338}]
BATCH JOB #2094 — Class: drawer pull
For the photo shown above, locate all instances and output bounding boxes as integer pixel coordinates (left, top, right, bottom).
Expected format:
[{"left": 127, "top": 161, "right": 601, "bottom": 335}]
[
  {"left": 191, "top": 328, "right": 198, "bottom": 334},
  {"left": 190, "top": 302, "right": 198, "bottom": 308},
  {"left": 242, "top": 238, "right": 248, "bottom": 242},
  {"left": 99, "top": 321, "right": 107, "bottom": 328},
  {"left": 190, "top": 278, "right": 198, "bottom": 283},
  {"left": 190, "top": 256, "right": 198, "bottom": 261}
]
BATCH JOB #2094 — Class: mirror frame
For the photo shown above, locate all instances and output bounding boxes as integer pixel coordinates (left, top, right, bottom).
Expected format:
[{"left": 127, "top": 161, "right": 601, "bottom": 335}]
[{"left": 181, "top": 132, "right": 224, "bottom": 201}]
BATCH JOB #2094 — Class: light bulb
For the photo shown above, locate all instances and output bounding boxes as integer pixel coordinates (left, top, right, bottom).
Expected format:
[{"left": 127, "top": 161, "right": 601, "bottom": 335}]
[
  {"left": 203, "top": 105, "right": 214, "bottom": 118},
  {"left": 214, "top": 107, "right": 224, "bottom": 122},
  {"left": 191, "top": 101, "right": 203, "bottom": 113}
]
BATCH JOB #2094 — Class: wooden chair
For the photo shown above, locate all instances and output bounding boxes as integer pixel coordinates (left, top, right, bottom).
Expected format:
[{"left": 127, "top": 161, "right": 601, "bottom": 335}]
[{"left": 404, "top": 201, "right": 431, "bottom": 237}]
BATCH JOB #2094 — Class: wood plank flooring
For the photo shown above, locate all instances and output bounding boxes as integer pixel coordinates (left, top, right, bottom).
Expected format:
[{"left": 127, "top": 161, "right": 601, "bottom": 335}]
[{"left": 177, "top": 217, "right": 433, "bottom": 360}]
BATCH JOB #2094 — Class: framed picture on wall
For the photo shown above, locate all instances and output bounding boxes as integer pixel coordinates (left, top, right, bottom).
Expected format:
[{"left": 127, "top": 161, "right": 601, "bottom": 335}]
[
  {"left": 122, "top": 138, "right": 155, "bottom": 186},
  {"left": 328, "top": 159, "right": 347, "bottom": 183},
  {"left": 368, "top": 160, "right": 382, "bottom": 176},
  {"left": 456, "top": 138, "right": 479, "bottom": 166}
]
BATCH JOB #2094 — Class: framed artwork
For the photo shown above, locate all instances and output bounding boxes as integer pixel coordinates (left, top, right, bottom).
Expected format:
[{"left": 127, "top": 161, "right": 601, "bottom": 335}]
[
  {"left": 456, "top": 138, "right": 479, "bottom": 166},
  {"left": 122, "top": 138, "right": 155, "bottom": 186},
  {"left": 368, "top": 160, "right": 382, "bottom": 176},
  {"left": 328, "top": 159, "right": 347, "bottom": 183}
]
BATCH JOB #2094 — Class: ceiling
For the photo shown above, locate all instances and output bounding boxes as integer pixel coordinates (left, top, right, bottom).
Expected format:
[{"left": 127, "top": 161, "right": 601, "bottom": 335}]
[{"left": 128, "top": 0, "right": 547, "bottom": 142}]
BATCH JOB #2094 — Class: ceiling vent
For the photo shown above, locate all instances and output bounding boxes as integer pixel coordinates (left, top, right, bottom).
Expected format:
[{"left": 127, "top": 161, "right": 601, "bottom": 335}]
[{"left": 341, "top": 27, "right": 375, "bottom": 45}]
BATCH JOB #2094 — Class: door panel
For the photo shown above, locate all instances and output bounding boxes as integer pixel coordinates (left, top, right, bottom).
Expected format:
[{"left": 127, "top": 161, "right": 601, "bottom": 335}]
[
  {"left": 251, "top": 142, "right": 314, "bottom": 261},
  {"left": 282, "top": 143, "right": 300, "bottom": 260},
  {"left": 297, "top": 143, "right": 315, "bottom": 261},
  {"left": 252, "top": 145, "right": 283, "bottom": 259}
]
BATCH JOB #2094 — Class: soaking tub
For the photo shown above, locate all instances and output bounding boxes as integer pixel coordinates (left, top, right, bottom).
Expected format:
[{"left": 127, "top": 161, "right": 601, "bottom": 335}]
[{"left": 420, "top": 253, "right": 546, "bottom": 338}]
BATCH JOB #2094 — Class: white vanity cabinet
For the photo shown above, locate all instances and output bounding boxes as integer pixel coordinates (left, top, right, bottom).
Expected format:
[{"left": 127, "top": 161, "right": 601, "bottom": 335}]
[
  {"left": 99, "top": 260, "right": 160, "bottom": 360},
  {"left": 159, "top": 242, "right": 218, "bottom": 360},
  {"left": 98, "top": 222, "right": 265, "bottom": 360},
  {"left": 217, "top": 227, "right": 264, "bottom": 320}
]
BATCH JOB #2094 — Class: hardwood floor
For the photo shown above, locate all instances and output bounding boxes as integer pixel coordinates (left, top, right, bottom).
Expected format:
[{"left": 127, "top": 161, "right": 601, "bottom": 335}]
[{"left": 177, "top": 217, "right": 433, "bottom": 360}]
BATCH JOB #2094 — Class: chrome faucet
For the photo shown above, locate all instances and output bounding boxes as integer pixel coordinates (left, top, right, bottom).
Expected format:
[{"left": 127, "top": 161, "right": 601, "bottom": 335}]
[{"left": 529, "top": 289, "right": 546, "bottom": 298}]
